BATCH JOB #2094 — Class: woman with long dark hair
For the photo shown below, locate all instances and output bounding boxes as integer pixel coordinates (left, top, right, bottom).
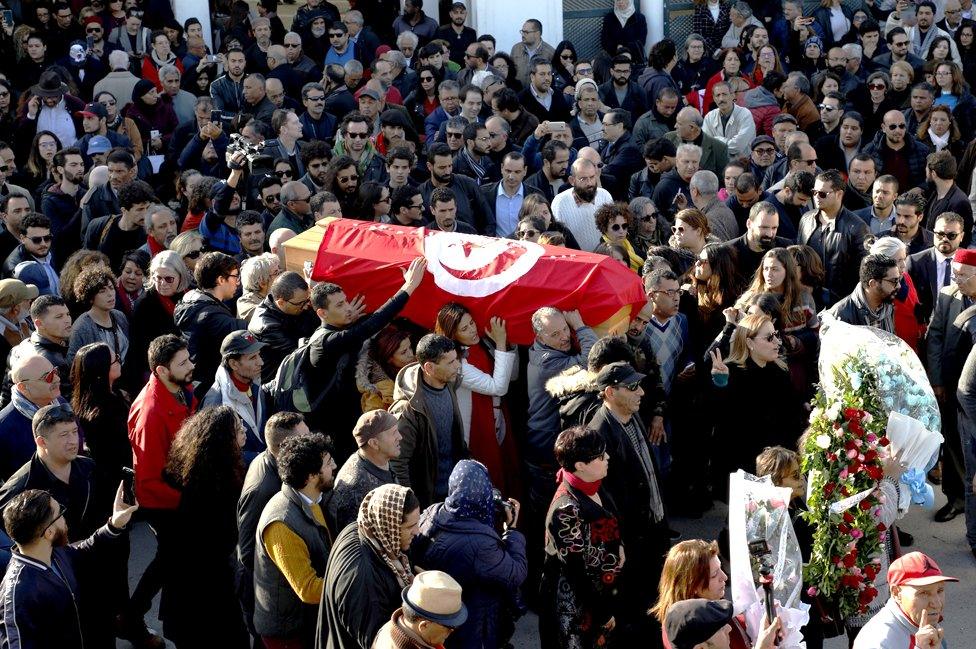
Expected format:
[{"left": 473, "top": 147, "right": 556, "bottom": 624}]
[
  {"left": 24, "top": 130, "right": 61, "bottom": 197},
  {"left": 435, "top": 302, "right": 519, "bottom": 497},
  {"left": 115, "top": 249, "right": 149, "bottom": 319},
  {"left": 691, "top": 0, "right": 731, "bottom": 55},
  {"left": 490, "top": 52, "right": 523, "bottom": 91},
  {"left": 550, "top": 41, "right": 578, "bottom": 94},
  {"left": 124, "top": 80, "right": 178, "bottom": 156},
  {"left": 163, "top": 405, "right": 248, "bottom": 648},
  {"left": 0, "top": 79, "right": 16, "bottom": 146},
  {"left": 357, "top": 324, "right": 416, "bottom": 412},
  {"left": 404, "top": 64, "right": 441, "bottom": 138}
]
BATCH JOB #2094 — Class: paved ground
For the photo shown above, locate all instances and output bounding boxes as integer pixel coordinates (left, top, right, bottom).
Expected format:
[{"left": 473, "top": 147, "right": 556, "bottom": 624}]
[{"left": 118, "top": 486, "right": 973, "bottom": 648}]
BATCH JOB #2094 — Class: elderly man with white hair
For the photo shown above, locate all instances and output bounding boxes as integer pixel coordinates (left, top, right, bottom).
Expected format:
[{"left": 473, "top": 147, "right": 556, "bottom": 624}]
[
  {"left": 396, "top": 31, "right": 419, "bottom": 67},
  {"left": 690, "top": 169, "right": 738, "bottom": 240},
  {"left": 551, "top": 157, "right": 613, "bottom": 251},
  {"left": 721, "top": 1, "right": 763, "bottom": 48},
  {"left": 653, "top": 143, "right": 701, "bottom": 214},
  {"left": 664, "top": 106, "right": 729, "bottom": 177},
  {"left": 93, "top": 50, "right": 140, "bottom": 115},
  {"left": 159, "top": 64, "right": 196, "bottom": 124}
]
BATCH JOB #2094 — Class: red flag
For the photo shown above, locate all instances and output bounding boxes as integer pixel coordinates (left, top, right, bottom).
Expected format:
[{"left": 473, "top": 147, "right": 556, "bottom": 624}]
[{"left": 311, "top": 220, "right": 645, "bottom": 345}]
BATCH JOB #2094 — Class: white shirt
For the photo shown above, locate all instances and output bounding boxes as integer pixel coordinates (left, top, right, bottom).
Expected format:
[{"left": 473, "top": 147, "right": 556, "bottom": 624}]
[
  {"left": 702, "top": 104, "right": 756, "bottom": 159},
  {"left": 936, "top": 249, "right": 953, "bottom": 288},
  {"left": 551, "top": 186, "right": 613, "bottom": 252}
]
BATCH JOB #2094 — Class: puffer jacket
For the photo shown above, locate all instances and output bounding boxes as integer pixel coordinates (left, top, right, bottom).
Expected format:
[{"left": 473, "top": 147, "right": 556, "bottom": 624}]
[
  {"left": 389, "top": 363, "right": 468, "bottom": 508},
  {"left": 743, "top": 86, "right": 782, "bottom": 136},
  {"left": 545, "top": 365, "right": 601, "bottom": 431},
  {"left": 173, "top": 289, "right": 245, "bottom": 399},
  {"left": 413, "top": 460, "right": 527, "bottom": 649}
]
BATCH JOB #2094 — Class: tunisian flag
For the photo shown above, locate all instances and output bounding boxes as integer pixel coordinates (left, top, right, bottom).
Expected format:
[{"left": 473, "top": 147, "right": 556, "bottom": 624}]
[{"left": 311, "top": 219, "right": 646, "bottom": 345}]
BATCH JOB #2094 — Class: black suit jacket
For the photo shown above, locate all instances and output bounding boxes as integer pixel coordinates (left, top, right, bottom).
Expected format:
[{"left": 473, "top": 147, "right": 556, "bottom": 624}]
[
  {"left": 517, "top": 87, "right": 572, "bottom": 123},
  {"left": 601, "top": 132, "right": 643, "bottom": 198},
  {"left": 907, "top": 247, "right": 949, "bottom": 323},
  {"left": 478, "top": 182, "right": 544, "bottom": 237},
  {"left": 598, "top": 81, "right": 649, "bottom": 121},
  {"left": 524, "top": 170, "right": 569, "bottom": 203}
]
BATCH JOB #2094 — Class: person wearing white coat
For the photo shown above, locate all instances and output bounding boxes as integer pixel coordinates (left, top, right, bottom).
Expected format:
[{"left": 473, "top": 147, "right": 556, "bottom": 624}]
[{"left": 702, "top": 80, "right": 757, "bottom": 160}]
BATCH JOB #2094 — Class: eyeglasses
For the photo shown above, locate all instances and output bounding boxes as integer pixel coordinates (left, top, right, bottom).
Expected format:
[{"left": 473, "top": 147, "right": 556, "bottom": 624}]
[
  {"left": 305, "top": 95, "right": 325, "bottom": 102},
  {"left": 518, "top": 228, "right": 538, "bottom": 238},
  {"left": 20, "top": 367, "right": 60, "bottom": 384},
  {"left": 346, "top": 132, "right": 369, "bottom": 139},
  {"left": 869, "top": 83, "right": 887, "bottom": 90},
  {"left": 226, "top": 272, "right": 240, "bottom": 281},
  {"left": 155, "top": 274, "right": 178, "bottom": 284},
  {"left": 609, "top": 223, "right": 627, "bottom": 232},
  {"left": 519, "top": 29, "right": 539, "bottom": 34},
  {"left": 880, "top": 276, "right": 901, "bottom": 286},
  {"left": 886, "top": 123, "right": 906, "bottom": 130},
  {"left": 576, "top": 67, "right": 593, "bottom": 75},
  {"left": 43, "top": 500, "right": 68, "bottom": 535},
  {"left": 813, "top": 189, "right": 835, "bottom": 199},
  {"left": 652, "top": 288, "right": 683, "bottom": 297},
  {"left": 818, "top": 104, "right": 837, "bottom": 112},
  {"left": 185, "top": 249, "right": 203, "bottom": 259},
  {"left": 935, "top": 230, "right": 960, "bottom": 240},
  {"left": 287, "top": 297, "right": 310, "bottom": 307},
  {"left": 28, "top": 234, "right": 53, "bottom": 244}
]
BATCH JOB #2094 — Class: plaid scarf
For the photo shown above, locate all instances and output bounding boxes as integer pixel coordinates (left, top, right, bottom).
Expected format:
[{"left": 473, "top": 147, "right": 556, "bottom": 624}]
[{"left": 358, "top": 483, "right": 415, "bottom": 587}]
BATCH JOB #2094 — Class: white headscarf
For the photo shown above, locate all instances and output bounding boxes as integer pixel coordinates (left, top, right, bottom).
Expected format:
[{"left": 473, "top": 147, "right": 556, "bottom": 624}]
[{"left": 614, "top": 0, "right": 636, "bottom": 26}]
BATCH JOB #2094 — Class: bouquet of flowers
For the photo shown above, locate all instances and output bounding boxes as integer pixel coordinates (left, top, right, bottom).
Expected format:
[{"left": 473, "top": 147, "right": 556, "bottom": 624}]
[
  {"left": 802, "top": 319, "right": 940, "bottom": 618},
  {"left": 729, "top": 471, "right": 809, "bottom": 647}
]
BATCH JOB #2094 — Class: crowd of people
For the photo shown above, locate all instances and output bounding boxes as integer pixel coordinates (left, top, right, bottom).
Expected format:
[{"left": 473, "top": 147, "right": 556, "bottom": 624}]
[{"left": 0, "top": 0, "right": 971, "bottom": 647}]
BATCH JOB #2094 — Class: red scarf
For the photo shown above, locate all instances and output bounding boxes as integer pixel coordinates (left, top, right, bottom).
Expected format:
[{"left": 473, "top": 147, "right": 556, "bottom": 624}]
[
  {"left": 147, "top": 234, "right": 166, "bottom": 257},
  {"left": 158, "top": 293, "right": 176, "bottom": 317},
  {"left": 556, "top": 468, "right": 601, "bottom": 496}
]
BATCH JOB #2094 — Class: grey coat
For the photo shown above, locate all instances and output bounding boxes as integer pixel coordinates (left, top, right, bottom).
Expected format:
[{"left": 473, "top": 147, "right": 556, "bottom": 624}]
[
  {"left": 825, "top": 284, "right": 894, "bottom": 333},
  {"left": 66, "top": 309, "right": 129, "bottom": 367}
]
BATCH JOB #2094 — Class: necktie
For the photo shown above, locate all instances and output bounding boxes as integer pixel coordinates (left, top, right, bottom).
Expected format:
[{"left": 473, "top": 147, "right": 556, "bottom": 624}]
[{"left": 943, "top": 258, "right": 952, "bottom": 287}]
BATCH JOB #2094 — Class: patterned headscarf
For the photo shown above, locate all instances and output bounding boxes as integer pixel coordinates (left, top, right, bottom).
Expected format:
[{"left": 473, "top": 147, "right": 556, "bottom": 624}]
[
  {"left": 444, "top": 460, "right": 494, "bottom": 526},
  {"left": 358, "top": 483, "right": 415, "bottom": 587}
]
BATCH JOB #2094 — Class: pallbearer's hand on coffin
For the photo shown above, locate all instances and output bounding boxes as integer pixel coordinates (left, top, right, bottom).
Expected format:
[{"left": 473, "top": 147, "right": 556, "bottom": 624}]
[{"left": 402, "top": 257, "right": 428, "bottom": 294}]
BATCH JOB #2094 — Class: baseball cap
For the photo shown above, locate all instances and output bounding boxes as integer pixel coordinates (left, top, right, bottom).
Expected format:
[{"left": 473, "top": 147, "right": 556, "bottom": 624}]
[
  {"left": 666, "top": 599, "right": 734, "bottom": 649},
  {"left": 13, "top": 262, "right": 52, "bottom": 296},
  {"left": 87, "top": 135, "right": 112, "bottom": 156},
  {"left": 0, "top": 279, "right": 39, "bottom": 309},
  {"left": 352, "top": 409, "right": 398, "bottom": 448},
  {"left": 77, "top": 102, "right": 108, "bottom": 120},
  {"left": 220, "top": 330, "right": 266, "bottom": 357},
  {"left": 356, "top": 86, "right": 382, "bottom": 102},
  {"left": 594, "top": 361, "right": 645, "bottom": 390},
  {"left": 750, "top": 135, "right": 776, "bottom": 150},
  {"left": 379, "top": 109, "right": 412, "bottom": 129},
  {"left": 887, "top": 552, "right": 959, "bottom": 588}
]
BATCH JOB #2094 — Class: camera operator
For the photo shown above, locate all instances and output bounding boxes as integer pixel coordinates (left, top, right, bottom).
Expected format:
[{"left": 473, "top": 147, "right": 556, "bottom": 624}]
[{"left": 411, "top": 459, "right": 526, "bottom": 649}]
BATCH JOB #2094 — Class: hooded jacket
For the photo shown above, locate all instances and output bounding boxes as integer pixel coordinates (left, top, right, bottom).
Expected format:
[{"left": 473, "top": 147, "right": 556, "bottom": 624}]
[
  {"left": 389, "top": 363, "right": 468, "bottom": 508},
  {"left": 173, "top": 289, "right": 246, "bottom": 398},
  {"left": 414, "top": 460, "right": 527, "bottom": 649},
  {"left": 201, "top": 364, "right": 267, "bottom": 464},
  {"left": 743, "top": 86, "right": 782, "bottom": 136},
  {"left": 545, "top": 365, "right": 601, "bottom": 431}
]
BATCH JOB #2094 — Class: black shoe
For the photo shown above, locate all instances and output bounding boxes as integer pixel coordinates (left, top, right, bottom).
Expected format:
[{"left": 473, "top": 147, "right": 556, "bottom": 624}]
[
  {"left": 934, "top": 503, "right": 964, "bottom": 522},
  {"left": 897, "top": 528, "right": 914, "bottom": 547},
  {"left": 117, "top": 616, "right": 165, "bottom": 649}
]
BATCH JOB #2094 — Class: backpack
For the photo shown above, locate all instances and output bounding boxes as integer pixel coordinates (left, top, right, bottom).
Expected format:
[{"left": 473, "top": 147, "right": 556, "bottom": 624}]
[{"left": 266, "top": 332, "right": 347, "bottom": 414}]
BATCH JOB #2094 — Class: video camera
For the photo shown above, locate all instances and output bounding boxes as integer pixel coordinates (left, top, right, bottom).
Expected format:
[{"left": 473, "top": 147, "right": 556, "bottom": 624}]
[{"left": 227, "top": 133, "right": 273, "bottom": 176}]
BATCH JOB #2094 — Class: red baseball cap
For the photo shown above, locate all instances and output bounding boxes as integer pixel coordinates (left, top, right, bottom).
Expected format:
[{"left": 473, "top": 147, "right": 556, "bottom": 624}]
[{"left": 887, "top": 552, "right": 959, "bottom": 588}]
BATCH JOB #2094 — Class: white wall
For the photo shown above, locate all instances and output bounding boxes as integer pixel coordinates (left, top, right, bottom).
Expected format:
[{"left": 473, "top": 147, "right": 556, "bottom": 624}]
[{"left": 471, "top": 0, "right": 564, "bottom": 54}]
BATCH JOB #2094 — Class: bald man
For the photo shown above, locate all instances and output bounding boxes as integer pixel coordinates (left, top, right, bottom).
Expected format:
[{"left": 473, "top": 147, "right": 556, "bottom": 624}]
[
  {"left": 266, "top": 43, "right": 306, "bottom": 99},
  {"left": 664, "top": 106, "right": 729, "bottom": 177},
  {"left": 0, "top": 354, "right": 65, "bottom": 480},
  {"left": 862, "top": 109, "right": 931, "bottom": 191},
  {"left": 551, "top": 157, "right": 614, "bottom": 251}
]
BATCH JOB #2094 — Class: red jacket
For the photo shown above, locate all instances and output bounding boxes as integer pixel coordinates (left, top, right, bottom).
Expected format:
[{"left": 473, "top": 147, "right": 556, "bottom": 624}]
[
  {"left": 141, "top": 55, "right": 185, "bottom": 91},
  {"left": 127, "top": 374, "right": 197, "bottom": 510}
]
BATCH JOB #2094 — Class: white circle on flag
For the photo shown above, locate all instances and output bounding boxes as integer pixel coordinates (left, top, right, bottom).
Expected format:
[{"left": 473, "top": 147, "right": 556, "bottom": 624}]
[{"left": 423, "top": 230, "right": 545, "bottom": 297}]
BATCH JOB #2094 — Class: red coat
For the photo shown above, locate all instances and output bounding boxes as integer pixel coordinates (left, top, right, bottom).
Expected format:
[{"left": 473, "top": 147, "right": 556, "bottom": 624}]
[
  {"left": 128, "top": 374, "right": 197, "bottom": 510},
  {"left": 894, "top": 271, "right": 924, "bottom": 352},
  {"left": 142, "top": 55, "right": 185, "bottom": 91}
]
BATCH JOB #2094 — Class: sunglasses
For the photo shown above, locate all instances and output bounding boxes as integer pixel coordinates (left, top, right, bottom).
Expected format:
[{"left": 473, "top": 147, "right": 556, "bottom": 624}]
[
  {"left": 935, "top": 230, "right": 960, "bottom": 240},
  {"left": 329, "top": 33, "right": 344, "bottom": 38},
  {"left": 185, "top": 249, "right": 203, "bottom": 259},
  {"left": 671, "top": 225, "right": 689, "bottom": 234},
  {"left": 619, "top": 381, "right": 641, "bottom": 391},
  {"left": 43, "top": 500, "right": 68, "bottom": 534},
  {"left": 446, "top": 132, "right": 463, "bottom": 138},
  {"left": 813, "top": 189, "right": 834, "bottom": 199},
  {"left": 887, "top": 123, "right": 906, "bottom": 130},
  {"left": 869, "top": 83, "right": 887, "bottom": 90},
  {"left": 560, "top": 54, "right": 574, "bottom": 60},
  {"left": 639, "top": 213, "right": 657, "bottom": 222},
  {"left": 756, "top": 332, "right": 780, "bottom": 343},
  {"left": 818, "top": 104, "right": 837, "bottom": 111},
  {"left": 21, "top": 367, "right": 60, "bottom": 384},
  {"left": 275, "top": 170, "right": 293, "bottom": 178},
  {"left": 28, "top": 235, "right": 53, "bottom": 244},
  {"left": 518, "top": 228, "right": 538, "bottom": 238},
  {"left": 264, "top": 194, "right": 281, "bottom": 203},
  {"left": 155, "top": 274, "right": 178, "bottom": 284},
  {"left": 609, "top": 223, "right": 627, "bottom": 232},
  {"left": 420, "top": 76, "right": 434, "bottom": 81},
  {"left": 346, "top": 132, "right": 369, "bottom": 139},
  {"left": 86, "top": 27, "right": 102, "bottom": 33},
  {"left": 284, "top": 43, "right": 301, "bottom": 47}
]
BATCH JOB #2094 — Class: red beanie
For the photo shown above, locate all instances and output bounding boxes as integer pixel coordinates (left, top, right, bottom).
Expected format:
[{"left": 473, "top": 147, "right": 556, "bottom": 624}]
[{"left": 953, "top": 248, "right": 976, "bottom": 266}]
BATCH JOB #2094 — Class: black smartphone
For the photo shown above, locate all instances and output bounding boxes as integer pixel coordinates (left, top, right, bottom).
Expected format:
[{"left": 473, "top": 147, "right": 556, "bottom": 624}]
[
  {"left": 211, "top": 109, "right": 222, "bottom": 123},
  {"left": 86, "top": 34, "right": 94, "bottom": 50},
  {"left": 121, "top": 467, "right": 136, "bottom": 505},
  {"left": 1, "top": 10, "right": 12, "bottom": 25}
]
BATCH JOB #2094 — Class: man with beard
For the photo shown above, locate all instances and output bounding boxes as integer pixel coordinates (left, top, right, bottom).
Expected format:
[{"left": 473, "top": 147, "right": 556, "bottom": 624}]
[
  {"left": 418, "top": 142, "right": 495, "bottom": 234},
  {"left": 810, "top": 92, "right": 845, "bottom": 151},
  {"left": 726, "top": 201, "right": 792, "bottom": 284},
  {"left": 124, "top": 334, "right": 196, "bottom": 647},
  {"left": 142, "top": 204, "right": 178, "bottom": 257},
  {"left": 253, "top": 431, "right": 337, "bottom": 648},
  {"left": 518, "top": 57, "right": 572, "bottom": 124},
  {"left": 629, "top": 139, "right": 676, "bottom": 201},
  {"left": 551, "top": 158, "right": 613, "bottom": 251},
  {"left": 393, "top": 0, "right": 439, "bottom": 44},
  {"left": 843, "top": 154, "right": 879, "bottom": 212},
  {"left": 526, "top": 140, "right": 571, "bottom": 203},
  {"left": 210, "top": 48, "right": 247, "bottom": 114},
  {"left": 904, "top": 83, "right": 935, "bottom": 135},
  {"left": 75, "top": 103, "right": 134, "bottom": 168},
  {"left": 726, "top": 172, "right": 767, "bottom": 234},
  {"left": 299, "top": 141, "right": 332, "bottom": 194},
  {"left": 855, "top": 174, "right": 900, "bottom": 235},
  {"left": 819, "top": 112, "right": 865, "bottom": 178},
  {"left": 90, "top": 180, "right": 157, "bottom": 271},
  {"left": 889, "top": 190, "right": 934, "bottom": 255},
  {"left": 924, "top": 150, "right": 973, "bottom": 246},
  {"left": 908, "top": 212, "right": 965, "bottom": 322},
  {"left": 828, "top": 253, "right": 899, "bottom": 332},
  {"left": 453, "top": 122, "right": 498, "bottom": 185},
  {"left": 245, "top": 17, "right": 274, "bottom": 74},
  {"left": 323, "top": 157, "right": 360, "bottom": 216},
  {"left": 634, "top": 87, "right": 679, "bottom": 151},
  {"left": 81, "top": 150, "right": 137, "bottom": 231},
  {"left": 862, "top": 110, "right": 930, "bottom": 194},
  {"left": 0, "top": 483, "right": 139, "bottom": 648},
  {"left": 299, "top": 83, "right": 338, "bottom": 143},
  {"left": 826, "top": 48, "right": 859, "bottom": 95},
  {"left": 599, "top": 55, "right": 649, "bottom": 120},
  {"left": 40, "top": 148, "right": 86, "bottom": 270},
  {"left": 334, "top": 112, "right": 385, "bottom": 183},
  {"left": 436, "top": 2, "right": 479, "bottom": 65},
  {"left": 908, "top": 1, "right": 961, "bottom": 62}
]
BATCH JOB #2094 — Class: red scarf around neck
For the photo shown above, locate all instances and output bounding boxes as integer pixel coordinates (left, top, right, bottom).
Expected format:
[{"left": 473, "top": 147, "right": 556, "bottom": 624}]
[{"left": 556, "top": 468, "right": 601, "bottom": 496}]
